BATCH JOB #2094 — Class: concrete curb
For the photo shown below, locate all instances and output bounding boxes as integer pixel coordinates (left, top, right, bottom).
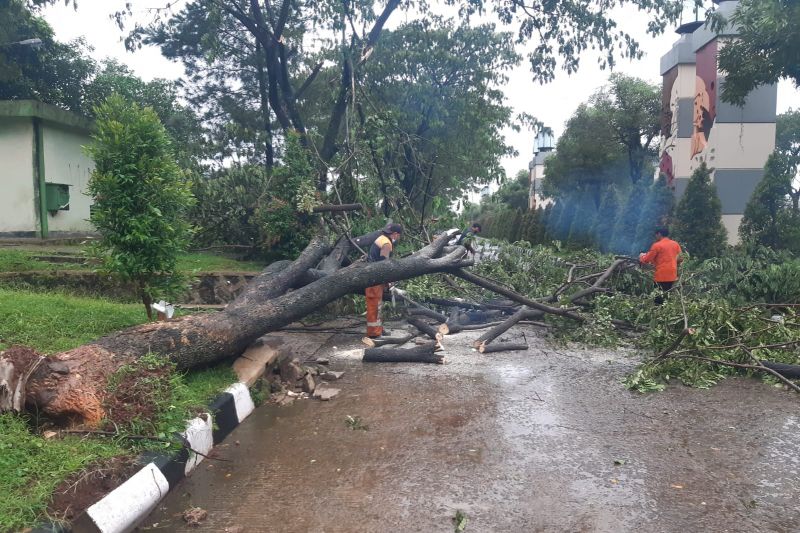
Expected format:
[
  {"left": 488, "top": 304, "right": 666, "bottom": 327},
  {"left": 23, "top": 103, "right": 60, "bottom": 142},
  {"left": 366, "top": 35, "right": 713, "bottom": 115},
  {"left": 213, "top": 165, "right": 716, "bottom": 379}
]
[{"left": 33, "top": 340, "right": 281, "bottom": 533}]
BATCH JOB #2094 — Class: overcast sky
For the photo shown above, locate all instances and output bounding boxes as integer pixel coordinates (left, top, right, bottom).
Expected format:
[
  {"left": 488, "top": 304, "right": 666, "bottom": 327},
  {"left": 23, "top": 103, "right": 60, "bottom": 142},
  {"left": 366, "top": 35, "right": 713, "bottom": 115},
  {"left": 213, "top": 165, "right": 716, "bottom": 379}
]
[{"left": 43, "top": 0, "right": 799, "bottom": 178}]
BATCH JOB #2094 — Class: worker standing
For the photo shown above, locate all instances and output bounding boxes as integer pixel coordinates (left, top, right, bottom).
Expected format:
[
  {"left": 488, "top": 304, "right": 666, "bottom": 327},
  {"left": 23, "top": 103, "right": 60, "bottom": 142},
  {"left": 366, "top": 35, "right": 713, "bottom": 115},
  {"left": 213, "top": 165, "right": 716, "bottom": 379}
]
[
  {"left": 639, "top": 227, "right": 682, "bottom": 305},
  {"left": 456, "top": 222, "right": 482, "bottom": 254},
  {"left": 365, "top": 223, "right": 403, "bottom": 338}
]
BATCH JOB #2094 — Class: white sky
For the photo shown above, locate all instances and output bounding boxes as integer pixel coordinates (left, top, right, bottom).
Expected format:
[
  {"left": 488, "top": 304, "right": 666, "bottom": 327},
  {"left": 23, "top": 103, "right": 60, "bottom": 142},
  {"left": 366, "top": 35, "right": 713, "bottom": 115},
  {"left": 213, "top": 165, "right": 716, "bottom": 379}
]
[{"left": 43, "top": 0, "right": 799, "bottom": 178}]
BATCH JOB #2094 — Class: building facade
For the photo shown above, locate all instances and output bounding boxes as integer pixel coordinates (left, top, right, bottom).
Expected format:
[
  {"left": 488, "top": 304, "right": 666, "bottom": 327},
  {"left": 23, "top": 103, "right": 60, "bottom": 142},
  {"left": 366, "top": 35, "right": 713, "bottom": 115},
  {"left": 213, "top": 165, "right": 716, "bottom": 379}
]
[
  {"left": 528, "top": 129, "right": 555, "bottom": 210},
  {"left": 659, "top": 0, "right": 777, "bottom": 244},
  {"left": 0, "top": 100, "right": 95, "bottom": 238}
]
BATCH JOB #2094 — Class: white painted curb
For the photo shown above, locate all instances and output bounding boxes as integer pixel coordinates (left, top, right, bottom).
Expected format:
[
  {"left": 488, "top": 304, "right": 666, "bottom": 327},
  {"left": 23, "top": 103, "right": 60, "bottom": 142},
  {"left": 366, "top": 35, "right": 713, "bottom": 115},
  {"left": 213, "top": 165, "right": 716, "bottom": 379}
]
[
  {"left": 85, "top": 462, "right": 169, "bottom": 533},
  {"left": 183, "top": 414, "right": 213, "bottom": 476},
  {"left": 226, "top": 382, "right": 255, "bottom": 422}
]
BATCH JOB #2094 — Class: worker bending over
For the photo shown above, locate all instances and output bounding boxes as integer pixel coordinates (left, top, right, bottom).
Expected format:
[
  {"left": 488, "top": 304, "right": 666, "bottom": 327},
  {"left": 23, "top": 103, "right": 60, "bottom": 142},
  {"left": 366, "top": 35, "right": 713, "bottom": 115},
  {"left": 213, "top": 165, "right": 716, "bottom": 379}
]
[
  {"left": 365, "top": 223, "right": 403, "bottom": 338},
  {"left": 639, "top": 227, "right": 682, "bottom": 305}
]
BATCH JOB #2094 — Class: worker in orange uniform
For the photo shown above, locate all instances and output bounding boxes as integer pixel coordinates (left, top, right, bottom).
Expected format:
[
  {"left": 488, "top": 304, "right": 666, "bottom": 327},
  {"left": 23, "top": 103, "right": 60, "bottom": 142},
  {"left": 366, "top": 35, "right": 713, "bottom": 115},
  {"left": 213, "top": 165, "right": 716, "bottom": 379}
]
[
  {"left": 639, "top": 227, "right": 682, "bottom": 305},
  {"left": 365, "top": 223, "right": 403, "bottom": 338}
]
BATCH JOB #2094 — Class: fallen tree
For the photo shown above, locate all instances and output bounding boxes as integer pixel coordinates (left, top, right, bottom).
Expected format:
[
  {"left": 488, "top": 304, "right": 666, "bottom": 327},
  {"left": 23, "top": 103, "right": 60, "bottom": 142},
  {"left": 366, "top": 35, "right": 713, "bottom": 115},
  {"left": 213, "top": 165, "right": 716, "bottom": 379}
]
[{"left": 0, "top": 233, "right": 471, "bottom": 426}]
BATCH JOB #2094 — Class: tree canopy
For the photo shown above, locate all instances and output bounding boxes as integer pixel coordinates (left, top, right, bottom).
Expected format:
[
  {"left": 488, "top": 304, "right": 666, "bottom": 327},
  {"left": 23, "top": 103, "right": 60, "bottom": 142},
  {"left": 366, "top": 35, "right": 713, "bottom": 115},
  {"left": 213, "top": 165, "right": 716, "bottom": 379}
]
[{"left": 715, "top": 0, "right": 800, "bottom": 105}]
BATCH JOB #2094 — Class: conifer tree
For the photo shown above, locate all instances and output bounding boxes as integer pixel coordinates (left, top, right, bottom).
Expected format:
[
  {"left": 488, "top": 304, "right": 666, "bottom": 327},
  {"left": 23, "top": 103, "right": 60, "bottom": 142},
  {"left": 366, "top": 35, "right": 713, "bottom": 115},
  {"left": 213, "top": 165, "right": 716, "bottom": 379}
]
[
  {"left": 674, "top": 162, "right": 727, "bottom": 259},
  {"left": 545, "top": 200, "right": 565, "bottom": 241},
  {"left": 593, "top": 186, "right": 620, "bottom": 252},
  {"left": 567, "top": 190, "right": 597, "bottom": 248},
  {"left": 633, "top": 175, "right": 674, "bottom": 253},
  {"left": 555, "top": 195, "right": 578, "bottom": 243},
  {"left": 611, "top": 180, "right": 648, "bottom": 255},
  {"left": 739, "top": 153, "right": 800, "bottom": 253}
]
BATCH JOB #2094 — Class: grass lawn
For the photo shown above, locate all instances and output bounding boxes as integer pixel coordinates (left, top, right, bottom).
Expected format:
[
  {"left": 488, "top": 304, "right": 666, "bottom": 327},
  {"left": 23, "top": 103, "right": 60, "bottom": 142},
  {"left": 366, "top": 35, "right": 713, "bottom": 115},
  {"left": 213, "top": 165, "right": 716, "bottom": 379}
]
[
  {"left": 0, "top": 247, "right": 264, "bottom": 275},
  {"left": 0, "top": 289, "right": 147, "bottom": 354},
  {"left": 0, "top": 289, "right": 237, "bottom": 530}
]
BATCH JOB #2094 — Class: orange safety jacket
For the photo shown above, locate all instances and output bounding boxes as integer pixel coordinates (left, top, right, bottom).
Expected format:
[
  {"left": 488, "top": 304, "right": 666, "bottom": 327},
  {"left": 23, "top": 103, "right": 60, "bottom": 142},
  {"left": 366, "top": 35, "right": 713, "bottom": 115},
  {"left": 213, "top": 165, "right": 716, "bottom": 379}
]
[{"left": 640, "top": 238, "right": 682, "bottom": 282}]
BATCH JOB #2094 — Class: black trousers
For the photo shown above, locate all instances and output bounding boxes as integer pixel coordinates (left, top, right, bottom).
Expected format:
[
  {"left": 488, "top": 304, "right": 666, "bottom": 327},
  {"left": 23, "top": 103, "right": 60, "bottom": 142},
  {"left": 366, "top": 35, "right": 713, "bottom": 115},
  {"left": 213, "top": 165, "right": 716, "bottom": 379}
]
[{"left": 654, "top": 281, "right": 675, "bottom": 305}]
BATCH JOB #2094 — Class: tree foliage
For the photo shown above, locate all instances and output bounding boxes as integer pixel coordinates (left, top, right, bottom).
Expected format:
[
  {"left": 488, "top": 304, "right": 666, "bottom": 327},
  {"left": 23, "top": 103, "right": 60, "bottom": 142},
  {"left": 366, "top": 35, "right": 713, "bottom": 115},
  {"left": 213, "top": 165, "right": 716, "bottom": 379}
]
[
  {"left": 543, "top": 74, "right": 660, "bottom": 206},
  {"left": 715, "top": 0, "right": 800, "bottom": 105},
  {"left": 633, "top": 175, "right": 674, "bottom": 253},
  {"left": 673, "top": 162, "right": 727, "bottom": 260},
  {"left": 739, "top": 153, "right": 800, "bottom": 252},
  {"left": 86, "top": 95, "right": 194, "bottom": 318}
]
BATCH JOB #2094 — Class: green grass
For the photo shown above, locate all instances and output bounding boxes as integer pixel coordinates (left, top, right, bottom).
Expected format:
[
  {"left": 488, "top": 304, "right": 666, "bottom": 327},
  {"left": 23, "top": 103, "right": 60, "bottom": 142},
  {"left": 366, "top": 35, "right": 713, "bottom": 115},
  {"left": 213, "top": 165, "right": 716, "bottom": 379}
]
[
  {"left": 0, "top": 250, "right": 88, "bottom": 273},
  {"left": 0, "top": 362, "right": 235, "bottom": 532},
  {"left": 175, "top": 251, "right": 264, "bottom": 273},
  {"left": 0, "top": 414, "right": 126, "bottom": 532},
  {"left": 0, "top": 248, "right": 264, "bottom": 275},
  {"left": 0, "top": 288, "right": 147, "bottom": 353},
  {"left": 0, "top": 289, "right": 238, "bottom": 531}
]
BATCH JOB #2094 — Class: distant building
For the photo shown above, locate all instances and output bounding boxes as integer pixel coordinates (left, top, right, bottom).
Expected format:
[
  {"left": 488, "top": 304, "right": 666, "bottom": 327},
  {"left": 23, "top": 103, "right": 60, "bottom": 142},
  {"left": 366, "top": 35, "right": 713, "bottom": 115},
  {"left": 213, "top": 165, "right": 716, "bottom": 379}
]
[
  {"left": 0, "top": 100, "right": 95, "bottom": 238},
  {"left": 528, "top": 128, "right": 555, "bottom": 210},
  {"left": 659, "top": 0, "right": 777, "bottom": 244}
]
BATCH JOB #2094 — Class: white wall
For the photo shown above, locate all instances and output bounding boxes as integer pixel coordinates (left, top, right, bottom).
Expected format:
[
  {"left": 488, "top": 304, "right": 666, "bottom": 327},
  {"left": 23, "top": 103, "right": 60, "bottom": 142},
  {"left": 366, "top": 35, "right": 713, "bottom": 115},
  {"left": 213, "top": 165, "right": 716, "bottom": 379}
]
[
  {"left": 0, "top": 117, "right": 37, "bottom": 233},
  {"left": 42, "top": 122, "right": 94, "bottom": 233}
]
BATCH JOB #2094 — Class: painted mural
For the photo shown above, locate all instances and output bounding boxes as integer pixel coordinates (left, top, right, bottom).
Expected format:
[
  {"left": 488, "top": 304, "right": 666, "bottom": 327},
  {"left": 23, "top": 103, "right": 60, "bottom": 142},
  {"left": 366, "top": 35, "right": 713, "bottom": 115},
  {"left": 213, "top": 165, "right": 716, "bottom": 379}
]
[
  {"left": 659, "top": 67, "right": 679, "bottom": 186},
  {"left": 692, "top": 40, "right": 718, "bottom": 158}
]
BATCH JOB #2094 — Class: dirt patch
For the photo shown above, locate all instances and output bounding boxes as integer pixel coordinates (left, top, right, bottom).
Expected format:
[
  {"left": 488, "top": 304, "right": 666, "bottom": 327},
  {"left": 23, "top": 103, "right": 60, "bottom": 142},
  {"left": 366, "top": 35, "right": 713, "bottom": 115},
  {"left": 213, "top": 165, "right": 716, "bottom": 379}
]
[
  {"left": 102, "top": 361, "right": 172, "bottom": 429},
  {"left": 47, "top": 455, "right": 140, "bottom": 522}
]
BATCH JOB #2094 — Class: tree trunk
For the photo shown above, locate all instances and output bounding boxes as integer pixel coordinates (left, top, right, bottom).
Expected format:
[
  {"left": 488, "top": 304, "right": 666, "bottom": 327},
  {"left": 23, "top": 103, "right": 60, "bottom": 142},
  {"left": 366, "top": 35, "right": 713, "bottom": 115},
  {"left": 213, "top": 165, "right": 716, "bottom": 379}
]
[
  {"left": 363, "top": 342, "right": 443, "bottom": 364},
  {"left": 1, "top": 234, "right": 471, "bottom": 426}
]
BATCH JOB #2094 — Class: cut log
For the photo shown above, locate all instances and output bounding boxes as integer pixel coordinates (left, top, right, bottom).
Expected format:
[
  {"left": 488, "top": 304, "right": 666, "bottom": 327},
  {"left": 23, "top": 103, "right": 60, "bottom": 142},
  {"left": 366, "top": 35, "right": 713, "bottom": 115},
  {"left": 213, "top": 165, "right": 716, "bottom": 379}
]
[
  {"left": 438, "top": 321, "right": 504, "bottom": 335},
  {"left": 361, "top": 334, "right": 414, "bottom": 348},
  {"left": 472, "top": 307, "right": 542, "bottom": 348},
  {"left": 406, "top": 317, "right": 442, "bottom": 340},
  {"left": 363, "top": 342, "right": 443, "bottom": 364},
  {"left": 422, "top": 297, "right": 516, "bottom": 312},
  {"left": 1, "top": 233, "right": 471, "bottom": 426},
  {"left": 478, "top": 342, "right": 529, "bottom": 354},
  {"left": 452, "top": 269, "right": 584, "bottom": 322}
]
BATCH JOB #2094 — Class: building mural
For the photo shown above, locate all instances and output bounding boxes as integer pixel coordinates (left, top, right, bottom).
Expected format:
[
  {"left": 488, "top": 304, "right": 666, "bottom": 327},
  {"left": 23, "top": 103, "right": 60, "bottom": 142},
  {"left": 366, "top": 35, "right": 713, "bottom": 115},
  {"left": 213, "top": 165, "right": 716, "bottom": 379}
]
[{"left": 659, "top": 0, "right": 777, "bottom": 244}]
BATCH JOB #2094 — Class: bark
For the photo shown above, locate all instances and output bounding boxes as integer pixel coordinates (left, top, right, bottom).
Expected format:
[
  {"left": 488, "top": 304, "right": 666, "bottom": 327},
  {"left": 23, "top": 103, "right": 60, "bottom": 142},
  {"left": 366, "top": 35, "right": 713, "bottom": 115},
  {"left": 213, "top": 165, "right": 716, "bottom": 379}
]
[
  {"left": 406, "top": 317, "right": 441, "bottom": 340},
  {"left": 451, "top": 270, "right": 585, "bottom": 322},
  {"left": 362, "top": 342, "right": 443, "bottom": 364},
  {"left": 471, "top": 307, "right": 543, "bottom": 348},
  {"left": 1, "top": 234, "right": 471, "bottom": 426},
  {"left": 478, "top": 342, "right": 529, "bottom": 354},
  {"left": 361, "top": 334, "right": 415, "bottom": 348}
]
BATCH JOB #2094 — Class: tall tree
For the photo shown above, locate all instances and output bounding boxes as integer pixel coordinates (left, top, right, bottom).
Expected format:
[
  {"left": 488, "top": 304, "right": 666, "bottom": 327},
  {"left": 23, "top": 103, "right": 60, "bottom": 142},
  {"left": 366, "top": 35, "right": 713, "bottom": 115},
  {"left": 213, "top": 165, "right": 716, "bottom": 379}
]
[
  {"left": 593, "top": 186, "right": 621, "bottom": 253},
  {"left": 543, "top": 104, "right": 629, "bottom": 206},
  {"left": 775, "top": 110, "right": 800, "bottom": 211},
  {"left": 492, "top": 170, "right": 531, "bottom": 212},
  {"left": 611, "top": 180, "right": 649, "bottom": 255},
  {"left": 593, "top": 73, "right": 661, "bottom": 184},
  {"left": 543, "top": 74, "right": 660, "bottom": 206},
  {"left": 358, "top": 20, "right": 517, "bottom": 216},
  {"left": 714, "top": 0, "right": 800, "bottom": 105},
  {"left": 673, "top": 162, "right": 727, "bottom": 260},
  {"left": 0, "top": 0, "right": 95, "bottom": 112},
  {"left": 633, "top": 175, "right": 674, "bottom": 253},
  {"left": 130, "top": 0, "right": 686, "bottom": 198},
  {"left": 739, "top": 153, "right": 798, "bottom": 251}
]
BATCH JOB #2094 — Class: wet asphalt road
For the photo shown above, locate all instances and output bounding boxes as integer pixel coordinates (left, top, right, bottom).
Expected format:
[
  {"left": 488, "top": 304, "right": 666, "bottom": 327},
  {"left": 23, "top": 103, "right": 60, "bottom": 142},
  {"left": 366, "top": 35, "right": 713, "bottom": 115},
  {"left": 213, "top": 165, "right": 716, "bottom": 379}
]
[{"left": 140, "top": 325, "right": 800, "bottom": 533}]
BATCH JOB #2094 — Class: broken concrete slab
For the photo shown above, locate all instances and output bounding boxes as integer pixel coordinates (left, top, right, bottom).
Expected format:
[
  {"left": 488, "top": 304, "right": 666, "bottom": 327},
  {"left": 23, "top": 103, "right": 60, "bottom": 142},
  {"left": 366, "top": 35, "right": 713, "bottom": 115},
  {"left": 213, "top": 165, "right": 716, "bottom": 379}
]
[
  {"left": 320, "top": 371, "right": 344, "bottom": 381},
  {"left": 302, "top": 373, "right": 316, "bottom": 394},
  {"left": 313, "top": 387, "right": 340, "bottom": 401},
  {"left": 280, "top": 358, "right": 306, "bottom": 384},
  {"left": 233, "top": 342, "right": 280, "bottom": 387},
  {"left": 315, "top": 357, "right": 330, "bottom": 365}
]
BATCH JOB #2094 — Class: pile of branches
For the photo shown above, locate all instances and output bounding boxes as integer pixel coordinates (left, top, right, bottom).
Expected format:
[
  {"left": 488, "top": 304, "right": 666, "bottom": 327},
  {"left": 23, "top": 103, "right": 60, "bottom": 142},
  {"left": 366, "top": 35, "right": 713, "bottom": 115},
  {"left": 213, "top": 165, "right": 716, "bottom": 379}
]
[{"left": 395, "top": 241, "right": 800, "bottom": 394}]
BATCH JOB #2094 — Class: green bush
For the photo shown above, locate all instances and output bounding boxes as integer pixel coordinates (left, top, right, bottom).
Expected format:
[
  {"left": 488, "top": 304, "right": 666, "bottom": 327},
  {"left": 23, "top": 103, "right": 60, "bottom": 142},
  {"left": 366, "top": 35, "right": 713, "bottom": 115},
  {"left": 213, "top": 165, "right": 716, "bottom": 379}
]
[{"left": 86, "top": 95, "right": 194, "bottom": 318}]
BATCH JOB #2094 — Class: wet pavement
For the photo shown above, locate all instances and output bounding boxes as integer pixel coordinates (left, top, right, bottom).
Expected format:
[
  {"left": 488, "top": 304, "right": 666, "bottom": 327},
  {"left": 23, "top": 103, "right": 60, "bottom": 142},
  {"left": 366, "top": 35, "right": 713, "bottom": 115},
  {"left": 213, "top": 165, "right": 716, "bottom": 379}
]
[{"left": 140, "top": 324, "right": 800, "bottom": 533}]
